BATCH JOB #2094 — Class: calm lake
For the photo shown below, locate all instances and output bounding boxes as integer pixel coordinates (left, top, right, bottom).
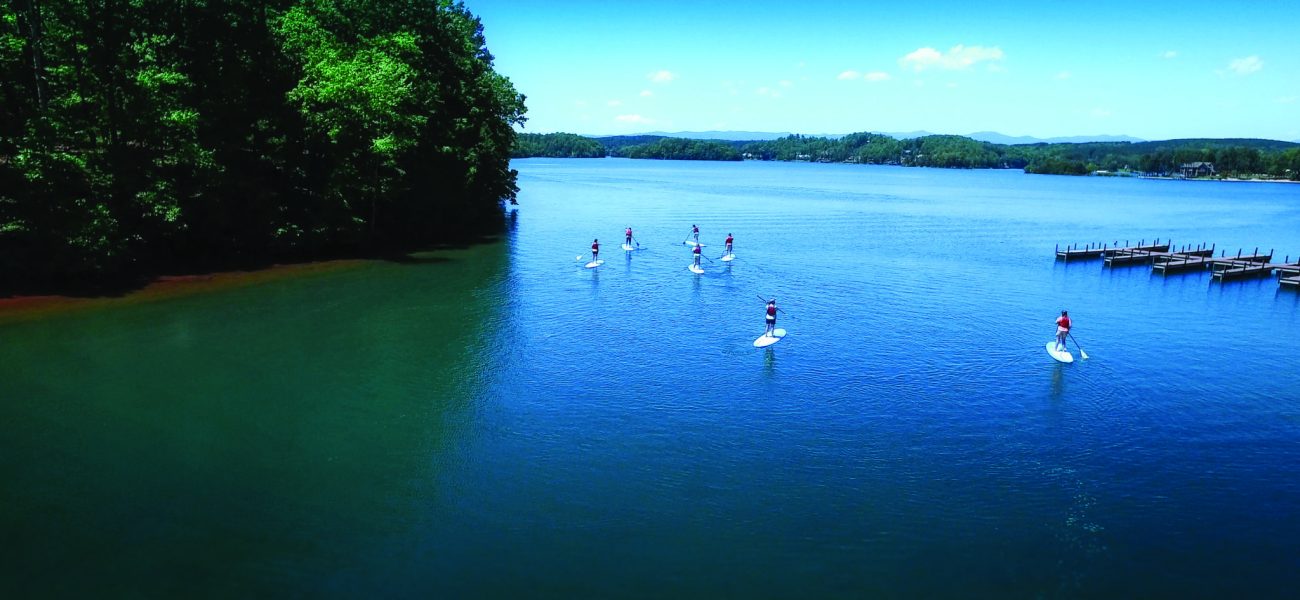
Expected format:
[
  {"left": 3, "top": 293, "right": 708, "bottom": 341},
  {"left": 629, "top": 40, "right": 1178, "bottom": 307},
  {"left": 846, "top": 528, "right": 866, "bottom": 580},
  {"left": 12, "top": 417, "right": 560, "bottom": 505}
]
[{"left": 2, "top": 158, "right": 1298, "bottom": 597}]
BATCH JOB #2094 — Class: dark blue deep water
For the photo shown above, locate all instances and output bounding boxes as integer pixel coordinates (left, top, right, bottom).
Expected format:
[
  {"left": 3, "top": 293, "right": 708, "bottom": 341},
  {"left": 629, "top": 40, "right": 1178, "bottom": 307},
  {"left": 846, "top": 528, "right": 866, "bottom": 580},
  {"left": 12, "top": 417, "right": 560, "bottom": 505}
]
[{"left": 2, "top": 158, "right": 1298, "bottom": 598}]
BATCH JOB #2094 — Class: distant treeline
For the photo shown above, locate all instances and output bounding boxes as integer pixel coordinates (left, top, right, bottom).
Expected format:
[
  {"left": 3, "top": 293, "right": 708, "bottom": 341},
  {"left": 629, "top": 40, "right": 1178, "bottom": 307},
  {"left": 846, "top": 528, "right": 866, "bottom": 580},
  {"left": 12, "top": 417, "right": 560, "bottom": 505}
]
[
  {"left": 2, "top": 1, "right": 524, "bottom": 293},
  {"left": 512, "top": 134, "right": 740, "bottom": 161},
  {"left": 512, "top": 132, "right": 1300, "bottom": 180}
]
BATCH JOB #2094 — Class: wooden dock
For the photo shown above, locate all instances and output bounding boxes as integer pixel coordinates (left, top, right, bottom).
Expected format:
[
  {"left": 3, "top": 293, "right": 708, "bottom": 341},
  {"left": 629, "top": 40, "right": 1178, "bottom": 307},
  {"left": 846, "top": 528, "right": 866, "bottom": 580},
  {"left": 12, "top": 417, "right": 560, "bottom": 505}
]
[
  {"left": 1056, "top": 239, "right": 1300, "bottom": 289},
  {"left": 1103, "top": 243, "right": 1213, "bottom": 267},
  {"left": 1055, "top": 239, "right": 1168, "bottom": 261}
]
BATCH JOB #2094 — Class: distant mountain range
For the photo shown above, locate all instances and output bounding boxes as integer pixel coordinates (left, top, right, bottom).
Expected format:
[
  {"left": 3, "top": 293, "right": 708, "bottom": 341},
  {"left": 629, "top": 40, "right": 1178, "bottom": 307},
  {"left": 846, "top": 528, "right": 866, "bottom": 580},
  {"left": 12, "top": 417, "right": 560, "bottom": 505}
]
[{"left": 628, "top": 130, "right": 1148, "bottom": 145}]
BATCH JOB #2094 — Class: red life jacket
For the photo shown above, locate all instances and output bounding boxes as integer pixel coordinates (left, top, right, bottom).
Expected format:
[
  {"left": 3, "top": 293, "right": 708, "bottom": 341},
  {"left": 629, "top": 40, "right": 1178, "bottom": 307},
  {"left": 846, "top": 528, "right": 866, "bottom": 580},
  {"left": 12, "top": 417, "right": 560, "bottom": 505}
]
[{"left": 767, "top": 305, "right": 777, "bottom": 317}]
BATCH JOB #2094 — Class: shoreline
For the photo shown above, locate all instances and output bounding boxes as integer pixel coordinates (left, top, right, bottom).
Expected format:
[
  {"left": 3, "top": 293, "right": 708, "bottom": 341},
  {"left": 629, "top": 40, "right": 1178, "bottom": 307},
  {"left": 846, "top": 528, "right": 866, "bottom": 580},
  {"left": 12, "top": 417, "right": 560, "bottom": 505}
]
[{"left": 0, "top": 259, "right": 364, "bottom": 325}]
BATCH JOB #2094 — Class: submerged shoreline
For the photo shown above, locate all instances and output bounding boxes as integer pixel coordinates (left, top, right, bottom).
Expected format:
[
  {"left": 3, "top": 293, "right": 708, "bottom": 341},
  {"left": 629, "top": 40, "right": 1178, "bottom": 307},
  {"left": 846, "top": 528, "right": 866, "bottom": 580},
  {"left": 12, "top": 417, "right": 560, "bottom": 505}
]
[{"left": 0, "top": 260, "right": 364, "bottom": 325}]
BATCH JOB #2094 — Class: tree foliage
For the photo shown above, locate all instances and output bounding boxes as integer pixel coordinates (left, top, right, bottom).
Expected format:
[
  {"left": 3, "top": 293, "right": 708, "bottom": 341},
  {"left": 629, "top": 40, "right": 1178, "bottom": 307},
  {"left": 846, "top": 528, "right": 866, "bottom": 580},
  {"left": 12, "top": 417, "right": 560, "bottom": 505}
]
[
  {"left": 512, "top": 133, "right": 606, "bottom": 158},
  {"left": 527, "top": 132, "right": 1299, "bottom": 179},
  {"left": 611, "top": 138, "right": 741, "bottom": 161},
  {"left": 1, "top": 0, "right": 524, "bottom": 293}
]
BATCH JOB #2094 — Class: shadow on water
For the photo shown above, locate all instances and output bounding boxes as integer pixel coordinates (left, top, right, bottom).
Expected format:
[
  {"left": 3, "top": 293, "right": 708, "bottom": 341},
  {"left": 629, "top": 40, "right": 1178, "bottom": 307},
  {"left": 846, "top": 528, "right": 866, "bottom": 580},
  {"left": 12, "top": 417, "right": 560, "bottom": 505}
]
[
  {"left": 763, "top": 346, "right": 777, "bottom": 375},
  {"left": 1049, "top": 362, "right": 1066, "bottom": 400},
  {"left": 0, "top": 235, "right": 516, "bottom": 596}
]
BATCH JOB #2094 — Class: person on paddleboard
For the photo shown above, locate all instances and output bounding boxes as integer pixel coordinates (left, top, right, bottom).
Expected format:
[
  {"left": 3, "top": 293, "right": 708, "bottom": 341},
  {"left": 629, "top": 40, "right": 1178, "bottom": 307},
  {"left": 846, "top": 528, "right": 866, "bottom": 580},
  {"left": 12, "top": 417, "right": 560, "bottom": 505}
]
[
  {"left": 692, "top": 243, "right": 702, "bottom": 267},
  {"left": 625, "top": 227, "right": 633, "bottom": 246},
  {"left": 692, "top": 224, "right": 700, "bottom": 243},
  {"left": 591, "top": 239, "right": 600, "bottom": 262},
  {"left": 765, "top": 299, "right": 777, "bottom": 336},
  {"left": 725, "top": 233, "right": 734, "bottom": 256},
  {"left": 1055, "top": 310, "right": 1071, "bottom": 351}
]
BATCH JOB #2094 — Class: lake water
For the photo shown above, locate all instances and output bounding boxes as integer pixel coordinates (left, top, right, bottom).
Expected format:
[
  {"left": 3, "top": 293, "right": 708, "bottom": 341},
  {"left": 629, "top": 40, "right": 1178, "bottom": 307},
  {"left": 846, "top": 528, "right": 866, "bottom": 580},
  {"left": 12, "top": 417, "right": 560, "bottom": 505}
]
[{"left": 2, "top": 159, "right": 1298, "bottom": 597}]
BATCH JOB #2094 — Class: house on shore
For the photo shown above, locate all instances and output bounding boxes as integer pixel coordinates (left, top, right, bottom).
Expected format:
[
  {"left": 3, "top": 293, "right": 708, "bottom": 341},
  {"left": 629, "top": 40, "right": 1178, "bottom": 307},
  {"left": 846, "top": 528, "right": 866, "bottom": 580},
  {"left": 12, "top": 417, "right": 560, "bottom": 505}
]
[{"left": 1180, "top": 162, "right": 1216, "bottom": 178}]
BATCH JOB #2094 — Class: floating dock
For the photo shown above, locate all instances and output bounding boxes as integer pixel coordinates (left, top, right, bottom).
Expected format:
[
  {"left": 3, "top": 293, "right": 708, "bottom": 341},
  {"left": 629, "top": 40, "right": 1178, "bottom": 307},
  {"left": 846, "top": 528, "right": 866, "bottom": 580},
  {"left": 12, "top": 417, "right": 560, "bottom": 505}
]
[
  {"left": 1056, "top": 239, "right": 1299, "bottom": 289},
  {"left": 1055, "top": 239, "right": 1168, "bottom": 261}
]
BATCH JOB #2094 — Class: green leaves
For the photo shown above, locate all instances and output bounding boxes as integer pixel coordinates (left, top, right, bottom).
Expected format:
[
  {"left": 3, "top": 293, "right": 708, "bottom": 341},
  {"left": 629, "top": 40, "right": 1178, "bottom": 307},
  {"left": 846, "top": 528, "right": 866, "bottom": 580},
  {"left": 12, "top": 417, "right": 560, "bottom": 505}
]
[{"left": 2, "top": 0, "right": 526, "bottom": 291}]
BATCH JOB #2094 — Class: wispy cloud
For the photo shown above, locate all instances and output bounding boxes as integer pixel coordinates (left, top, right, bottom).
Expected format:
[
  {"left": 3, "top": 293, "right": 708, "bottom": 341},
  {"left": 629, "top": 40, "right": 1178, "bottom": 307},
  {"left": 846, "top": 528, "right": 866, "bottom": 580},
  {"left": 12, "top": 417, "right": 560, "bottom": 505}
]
[
  {"left": 639, "top": 90, "right": 653, "bottom": 97},
  {"left": 1227, "top": 55, "right": 1262, "bottom": 75},
  {"left": 756, "top": 86, "right": 781, "bottom": 98},
  {"left": 607, "top": 100, "right": 622, "bottom": 107},
  {"left": 648, "top": 70, "right": 677, "bottom": 83},
  {"left": 1161, "top": 50, "right": 1178, "bottom": 59},
  {"left": 1091, "top": 108, "right": 1112, "bottom": 118},
  {"left": 900, "top": 45, "right": 1004, "bottom": 71},
  {"left": 864, "top": 71, "right": 890, "bottom": 82},
  {"left": 779, "top": 80, "right": 793, "bottom": 88},
  {"left": 1277, "top": 96, "right": 1298, "bottom": 104},
  {"left": 1055, "top": 71, "right": 1072, "bottom": 80},
  {"left": 837, "top": 70, "right": 862, "bottom": 80},
  {"left": 574, "top": 100, "right": 588, "bottom": 108},
  {"left": 615, "top": 114, "right": 653, "bottom": 124}
]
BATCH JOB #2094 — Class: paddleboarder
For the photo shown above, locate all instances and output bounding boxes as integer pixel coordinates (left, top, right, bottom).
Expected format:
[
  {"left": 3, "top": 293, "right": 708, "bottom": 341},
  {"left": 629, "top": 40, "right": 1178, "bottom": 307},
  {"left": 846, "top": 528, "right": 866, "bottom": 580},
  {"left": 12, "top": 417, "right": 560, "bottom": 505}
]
[
  {"left": 1055, "top": 310, "right": 1071, "bottom": 352},
  {"left": 724, "top": 233, "right": 734, "bottom": 256},
  {"left": 625, "top": 227, "right": 633, "bottom": 247},
  {"left": 765, "top": 299, "right": 778, "bottom": 336},
  {"left": 591, "top": 239, "right": 600, "bottom": 263},
  {"left": 691, "top": 224, "right": 700, "bottom": 243},
  {"left": 692, "top": 243, "right": 702, "bottom": 268}
]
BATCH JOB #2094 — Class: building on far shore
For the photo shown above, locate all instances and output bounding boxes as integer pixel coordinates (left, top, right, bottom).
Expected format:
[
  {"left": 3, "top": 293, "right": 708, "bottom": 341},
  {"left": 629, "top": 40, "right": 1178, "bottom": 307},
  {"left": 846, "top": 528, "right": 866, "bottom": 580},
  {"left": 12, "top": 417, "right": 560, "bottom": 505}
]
[{"left": 1180, "top": 162, "right": 1216, "bottom": 178}]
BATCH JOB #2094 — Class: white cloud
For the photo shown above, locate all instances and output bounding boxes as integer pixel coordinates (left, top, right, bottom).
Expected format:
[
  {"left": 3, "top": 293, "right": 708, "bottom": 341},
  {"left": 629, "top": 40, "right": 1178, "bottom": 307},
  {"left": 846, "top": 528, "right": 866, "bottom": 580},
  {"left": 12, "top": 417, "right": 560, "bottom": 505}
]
[
  {"left": 1090, "top": 108, "right": 1112, "bottom": 118},
  {"left": 615, "top": 114, "right": 654, "bottom": 124},
  {"left": 756, "top": 86, "right": 781, "bottom": 98},
  {"left": 837, "top": 70, "right": 862, "bottom": 80},
  {"left": 1227, "top": 55, "right": 1262, "bottom": 75},
  {"left": 607, "top": 100, "right": 622, "bottom": 107},
  {"left": 1277, "top": 96, "right": 1298, "bottom": 104},
  {"left": 864, "top": 71, "right": 891, "bottom": 82},
  {"left": 639, "top": 90, "right": 653, "bottom": 97},
  {"left": 779, "top": 79, "right": 793, "bottom": 88},
  {"left": 900, "top": 45, "right": 1004, "bottom": 71},
  {"left": 648, "top": 70, "right": 677, "bottom": 83},
  {"left": 946, "top": 82, "right": 959, "bottom": 89},
  {"left": 1055, "top": 71, "right": 1072, "bottom": 80},
  {"left": 574, "top": 100, "right": 588, "bottom": 108},
  {"left": 1162, "top": 50, "right": 1178, "bottom": 59}
]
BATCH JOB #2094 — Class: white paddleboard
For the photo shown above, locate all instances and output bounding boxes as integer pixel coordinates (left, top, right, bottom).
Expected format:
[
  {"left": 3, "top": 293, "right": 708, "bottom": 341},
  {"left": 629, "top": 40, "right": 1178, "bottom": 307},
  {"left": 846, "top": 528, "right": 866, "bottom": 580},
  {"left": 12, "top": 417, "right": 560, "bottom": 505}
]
[
  {"left": 585, "top": 260, "right": 604, "bottom": 269},
  {"left": 621, "top": 244, "right": 635, "bottom": 251},
  {"left": 721, "top": 253, "right": 735, "bottom": 262},
  {"left": 754, "top": 328, "right": 787, "bottom": 348},
  {"left": 688, "top": 264, "right": 704, "bottom": 274},
  {"left": 1046, "top": 341, "right": 1074, "bottom": 363},
  {"left": 686, "top": 241, "right": 706, "bottom": 247}
]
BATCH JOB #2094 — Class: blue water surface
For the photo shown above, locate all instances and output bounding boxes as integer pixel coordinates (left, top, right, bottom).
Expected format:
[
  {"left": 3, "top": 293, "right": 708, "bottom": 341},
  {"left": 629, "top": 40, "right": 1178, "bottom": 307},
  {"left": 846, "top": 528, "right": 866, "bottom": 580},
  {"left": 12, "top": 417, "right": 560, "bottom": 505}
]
[
  {"left": 446, "top": 159, "right": 1300, "bottom": 598},
  {"left": 2, "top": 158, "right": 1297, "bottom": 598}
]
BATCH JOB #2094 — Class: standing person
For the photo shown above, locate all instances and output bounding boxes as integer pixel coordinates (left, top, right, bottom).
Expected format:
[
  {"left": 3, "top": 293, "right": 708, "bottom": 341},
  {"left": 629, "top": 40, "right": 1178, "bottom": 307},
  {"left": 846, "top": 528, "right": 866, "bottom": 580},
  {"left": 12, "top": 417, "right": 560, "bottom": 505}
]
[
  {"left": 1055, "top": 310, "right": 1071, "bottom": 351},
  {"left": 625, "top": 226, "right": 633, "bottom": 247},
  {"left": 692, "top": 224, "right": 700, "bottom": 244},
  {"left": 692, "top": 243, "right": 702, "bottom": 268},
  {"left": 724, "top": 233, "right": 734, "bottom": 256},
  {"left": 591, "top": 239, "right": 600, "bottom": 262},
  {"left": 765, "top": 299, "right": 778, "bottom": 336}
]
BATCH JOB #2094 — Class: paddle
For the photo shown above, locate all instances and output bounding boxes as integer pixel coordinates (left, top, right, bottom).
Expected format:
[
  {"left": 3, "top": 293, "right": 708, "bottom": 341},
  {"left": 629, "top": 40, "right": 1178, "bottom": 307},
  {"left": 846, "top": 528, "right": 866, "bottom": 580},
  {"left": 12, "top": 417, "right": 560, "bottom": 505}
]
[
  {"left": 1068, "top": 332, "right": 1089, "bottom": 360},
  {"left": 632, "top": 236, "right": 640, "bottom": 248}
]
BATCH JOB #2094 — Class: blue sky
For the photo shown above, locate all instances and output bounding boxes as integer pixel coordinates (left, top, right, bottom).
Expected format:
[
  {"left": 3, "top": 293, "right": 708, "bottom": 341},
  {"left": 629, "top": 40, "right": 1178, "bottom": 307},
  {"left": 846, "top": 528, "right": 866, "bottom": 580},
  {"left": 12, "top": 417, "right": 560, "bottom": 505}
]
[{"left": 468, "top": 0, "right": 1299, "bottom": 141}]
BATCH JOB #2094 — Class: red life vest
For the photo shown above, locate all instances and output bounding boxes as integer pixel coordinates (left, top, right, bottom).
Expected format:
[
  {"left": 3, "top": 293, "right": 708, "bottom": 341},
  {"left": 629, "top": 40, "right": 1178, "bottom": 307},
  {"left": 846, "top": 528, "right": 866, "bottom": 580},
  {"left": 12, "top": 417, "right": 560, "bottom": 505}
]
[
  {"left": 1056, "top": 316, "right": 1071, "bottom": 330},
  {"left": 767, "top": 305, "right": 777, "bottom": 317}
]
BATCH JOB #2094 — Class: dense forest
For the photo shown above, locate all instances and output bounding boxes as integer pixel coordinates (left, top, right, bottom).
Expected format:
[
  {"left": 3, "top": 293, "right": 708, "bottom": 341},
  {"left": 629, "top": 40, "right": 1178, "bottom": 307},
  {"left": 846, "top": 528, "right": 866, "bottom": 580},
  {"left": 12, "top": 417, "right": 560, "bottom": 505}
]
[
  {"left": 513, "top": 132, "right": 1300, "bottom": 180},
  {"left": 611, "top": 138, "right": 741, "bottom": 161},
  {"left": 1, "top": 0, "right": 524, "bottom": 293},
  {"left": 512, "top": 132, "right": 604, "bottom": 158}
]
